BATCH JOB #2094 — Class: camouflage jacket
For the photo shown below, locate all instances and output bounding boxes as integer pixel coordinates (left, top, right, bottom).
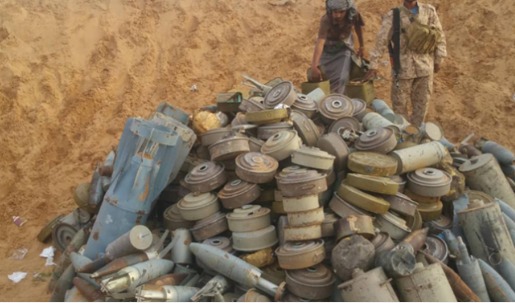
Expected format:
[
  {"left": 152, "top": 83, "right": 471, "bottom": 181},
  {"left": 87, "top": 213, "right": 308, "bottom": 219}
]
[{"left": 369, "top": 3, "right": 447, "bottom": 79}]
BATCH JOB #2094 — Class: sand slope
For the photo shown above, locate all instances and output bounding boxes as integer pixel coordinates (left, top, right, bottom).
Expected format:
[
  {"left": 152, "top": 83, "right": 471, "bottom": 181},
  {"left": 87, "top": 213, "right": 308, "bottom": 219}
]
[{"left": 0, "top": 0, "right": 513, "bottom": 300}]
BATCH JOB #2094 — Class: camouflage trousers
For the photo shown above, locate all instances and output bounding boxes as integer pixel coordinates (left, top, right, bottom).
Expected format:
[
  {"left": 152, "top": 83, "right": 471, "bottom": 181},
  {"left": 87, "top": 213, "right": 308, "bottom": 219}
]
[{"left": 391, "top": 75, "right": 433, "bottom": 127}]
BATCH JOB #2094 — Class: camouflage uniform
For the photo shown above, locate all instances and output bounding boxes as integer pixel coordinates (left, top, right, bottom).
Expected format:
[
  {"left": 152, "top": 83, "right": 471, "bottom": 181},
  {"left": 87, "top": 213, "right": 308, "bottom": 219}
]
[{"left": 369, "top": 3, "right": 447, "bottom": 126}]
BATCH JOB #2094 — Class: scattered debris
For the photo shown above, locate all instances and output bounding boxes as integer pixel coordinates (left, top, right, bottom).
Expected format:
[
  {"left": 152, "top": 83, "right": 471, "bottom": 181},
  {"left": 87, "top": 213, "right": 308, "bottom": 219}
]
[
  {"left": 8, "top": 272, "right": 27, "bottom": 283},
  {"left": 10, "top": 248, "right": 28, "bottom": 260},
  {"left": 12, "top": 216, "right": 27, "bottom": 227}
]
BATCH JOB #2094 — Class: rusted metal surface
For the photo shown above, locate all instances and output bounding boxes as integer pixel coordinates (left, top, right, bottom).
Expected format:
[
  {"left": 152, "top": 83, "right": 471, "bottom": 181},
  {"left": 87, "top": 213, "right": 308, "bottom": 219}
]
[
  {"left": 407, "top": 167, "right": 452, "bottom": 197},
  {"left": 275, "top": 240, "right": 325, "bottom": 270},
  {"left": 227, "top": 205, "right": 271, "bottom": 232},
  {"left": 275, "top": 166, "right": 327, "bottom": 197},
  {"left": 318, "top": 94, "right": 354, "bottom": 123},
  {"left": 285, "top": 264, "right": 335, "bottom": 300},
  {"left": 177, "top": 192, "right": 220, "bottom": 221},
  {"left": 260, "top": 130, "right": 302, "bottom": 161},
  {"left": 354, "top": 127, "right": 398, "bottom": 154},
  {"left": 289, "top": 110, "right": 320, "bottom": 147},
  {"left": 183, "top": 161, "right": 227, "bottom": 193},
  {"left": 190, "top": 211, "right": 228, "bottom": 241},
  {"left": 235, "top": 152, "right": 279, "bottom": 184},
  {"left": 217, "top": 179, "right": 261, "bottom": 209},
  {"left": 263, "top": 81, "right": 297, "bottom": 108},
  {"left": 334, "top": 215, "right": 376, "bottom": 241}
]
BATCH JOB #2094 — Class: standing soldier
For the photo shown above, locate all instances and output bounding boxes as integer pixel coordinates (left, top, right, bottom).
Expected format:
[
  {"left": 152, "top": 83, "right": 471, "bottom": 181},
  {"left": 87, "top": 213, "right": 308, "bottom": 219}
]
[
  {"left": 365, "top": 0, "right": 447, "bottom": 127},
  {"left": 310, "top": 0, "right": 365, "bottom": 94}
]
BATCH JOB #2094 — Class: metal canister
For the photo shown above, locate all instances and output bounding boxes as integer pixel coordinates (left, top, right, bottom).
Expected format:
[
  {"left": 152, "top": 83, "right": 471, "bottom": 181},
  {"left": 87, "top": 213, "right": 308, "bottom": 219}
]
[
  {"left": 257, "top": 122, "right": 293, "bottom": 140},
  {"left": 354, "top": 127, "right": 398, "bottom": 154},
  {"left": 406, "top": 167, "right": 452, "bottom": 197},
  {"left": 260, "top": 130, "right": 302, "bottom": 161},
  {"left": 351, "top": 98, "right": 368, "bottom": 121},
  {"left": 275, "top": 166, "right": 327, "bottom": 197},
  {"left": 459, "top": 153, "right": 515, "bottom": 208},
  {"left": 292, "top": 94, "right": 318, "bottom": 118},
  {"left": 480, "top": 140, "right": 514, "bottom": 166},
  {"left": 347, "top": 151, "right": 399, "bottom": 177},
  {"left": 362, "top": 112, "right": 395, "bottom": 130},
  {"left": 282, "top": 194, "right": 319, "bottom": 212},
  {"left": 183, "top": 161, "right": 227, "bottom": 193},
  {"left": 208, "top": 134, "right": 250, "bottom": 161},
  {"left": 190, "top": 211, "right": 228, "bottom": 241},
  {"left": 263, "top": 81, "right": 297, "bottom": 108},
  {"left": 232, "top": 225, "right": 278, "bottom": 252},
  {"left": 328, "top": 116, "right": 362, "bottom": 133},
  {"left": 317, "top": 132, "right": 351, "bottom": 172},
  {"left": 334, "top": 215, "right": 376, "bottom": 241},
  {"left": 217, "top": 179, "right": 261, "bottom": 209},
  {"left": 395, "top": 263, "right": 457, "bottom": 301},
  {"left": 235, "top": 152, "right": 278, "bottom": 184},
  {"left": 391, "top": 141, "right": 448, "bottom": 174},
  {"left": 227, "top": 205, "right": 271, "bottom": 232},
  {"left": 457, "top": 199, "right": 515, "bottom": 266},
  {"left": 170, "top": 228, "right": 193, "bottom": 265},
  {"left": 291, "top": 145, "right": 335, "bottom": 170},
  {"left": 287, "top": 207, "right": 325, "bottom": 227},
  {"left": 162, "top": 204, "right": 195, "bottom": 231},
  {"left": 290, "top": 110, "right": 320, "bottom": 147},
  {"left": 199, "top": 127, "right": 232, "bottom": 147},
  {"left": 176, "top": 192, "right": 220, "bottom": 221},
  {"left": 285, "top": 264, "right": 335, "bottom": 300},
  {"left": 318, "top": 94, "right": 354, "bottom": 123},
  {"left": 275, "top": 240, "right": 325, "bottom": 270},
  {"left": 338, "top": 267, "right": 399, "bottom": 302}
]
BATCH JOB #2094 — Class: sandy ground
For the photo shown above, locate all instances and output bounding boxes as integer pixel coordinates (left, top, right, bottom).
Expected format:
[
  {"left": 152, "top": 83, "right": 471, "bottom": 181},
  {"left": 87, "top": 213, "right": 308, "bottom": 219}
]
[{"left": 0, "top": 0, "right": 513, "bottom": 300}]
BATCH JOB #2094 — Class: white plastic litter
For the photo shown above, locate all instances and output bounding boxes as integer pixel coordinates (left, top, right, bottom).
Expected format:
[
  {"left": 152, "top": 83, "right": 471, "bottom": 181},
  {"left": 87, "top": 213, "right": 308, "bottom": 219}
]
[
  {"left": 8, "top": 272, "right": 27, "bottom": 283},
  {"left": 40, "top": 246, "right": 56, "bottom": 266}
]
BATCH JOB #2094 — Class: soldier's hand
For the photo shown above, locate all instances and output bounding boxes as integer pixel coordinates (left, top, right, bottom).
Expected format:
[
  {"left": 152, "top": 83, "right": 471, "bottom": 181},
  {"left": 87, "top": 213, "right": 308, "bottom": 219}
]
[
  {"left": 434, "top": 63, "right": 440, "bottom": 73},
  {"left": 364, "top": 69, "right": 378, "bottom": 81},
  {"left": 310, "top": 66, "right": 323, "bottom": 82},
  {"left": 357, "top": 47, "right": 365, "bottom": 58}
]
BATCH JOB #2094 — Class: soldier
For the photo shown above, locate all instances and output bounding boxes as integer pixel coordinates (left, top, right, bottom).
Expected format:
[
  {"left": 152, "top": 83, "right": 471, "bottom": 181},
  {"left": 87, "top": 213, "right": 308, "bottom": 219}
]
[
  {"left": 310, "top": 0, "right": 365, "bottom": 94},
  {"left": 365, "top": 0, "right": 447, "bottom": 127}
]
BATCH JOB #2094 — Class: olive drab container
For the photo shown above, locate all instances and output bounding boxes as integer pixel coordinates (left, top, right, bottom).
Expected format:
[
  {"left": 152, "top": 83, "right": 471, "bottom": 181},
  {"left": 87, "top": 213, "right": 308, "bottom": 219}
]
[{"left": 83, "top": 117, "right": 196, "bottom": 259}]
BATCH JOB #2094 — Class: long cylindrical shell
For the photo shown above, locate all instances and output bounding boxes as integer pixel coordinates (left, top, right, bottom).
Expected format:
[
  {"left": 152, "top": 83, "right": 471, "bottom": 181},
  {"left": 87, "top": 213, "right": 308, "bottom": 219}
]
[
  {"left": 338, "top": 267, "right": 400, "bottom": 302},
  {"left": 391, "top": 141, "right": 448, "bottom": 174},
  {"left": 458, "top": 200, "right": 515, "bottom": 266},
  {"left": 395, "top": 263, "right": 457, "bottom": 302},
  {"left": 459, "top": 153, "right": 515, "bottom": 208}
]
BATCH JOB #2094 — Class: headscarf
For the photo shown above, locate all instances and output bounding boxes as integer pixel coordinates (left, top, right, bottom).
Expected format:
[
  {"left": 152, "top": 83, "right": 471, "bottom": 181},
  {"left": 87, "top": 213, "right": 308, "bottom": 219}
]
[
  {"left": 326, "top": 0, "right": 354, "bottom": 11},
  {"left": 326, "top": 0, "right": 357, "bottom": 22}
]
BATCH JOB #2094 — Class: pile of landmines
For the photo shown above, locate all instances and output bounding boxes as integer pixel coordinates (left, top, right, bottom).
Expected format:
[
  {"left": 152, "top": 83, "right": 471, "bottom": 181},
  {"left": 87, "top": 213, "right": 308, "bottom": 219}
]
[{"left": 39, "top": 75, "right": 515, "bottom": 302}]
